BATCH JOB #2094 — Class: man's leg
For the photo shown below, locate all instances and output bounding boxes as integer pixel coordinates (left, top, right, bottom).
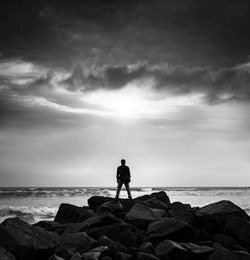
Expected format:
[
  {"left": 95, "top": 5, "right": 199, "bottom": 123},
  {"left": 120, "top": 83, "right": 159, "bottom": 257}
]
[
  {"left": 115, "top": 180, "right": 123, "bottom": 199},
  {"left": 124, "top": 183, "right": 132, "bottom": 199}
]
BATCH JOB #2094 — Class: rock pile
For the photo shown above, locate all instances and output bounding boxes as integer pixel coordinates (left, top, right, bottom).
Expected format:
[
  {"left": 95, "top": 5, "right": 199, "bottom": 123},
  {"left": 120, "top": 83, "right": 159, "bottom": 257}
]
[{"left": 0, "top": 191, "right": 250, "bottom": 260}]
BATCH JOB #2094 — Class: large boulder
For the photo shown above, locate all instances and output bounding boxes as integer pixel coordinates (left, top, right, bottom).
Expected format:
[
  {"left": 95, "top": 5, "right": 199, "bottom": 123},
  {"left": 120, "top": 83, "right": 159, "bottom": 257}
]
[
  {"left": 0, "top": 218, "right": 60, "bottom": 260},
  {"left": 56, "top": 232, "right": 96, "bottom": 253},
  {"left": 155, "top": 239, "right": 214, "bottom": 260},
  {"left": 0, "top": 246, "right": 16, "bottom": 260},
  {"left": 33, "top": 221, "right": 65, "bottom": 235},
  {"left": 88, "top": 191, "right": 170, "bottom": 213},
  {"left": 134, "top": 191, "right": 170, "bottom": 206},
  {"left": 224, "top": 215, "right": 250, "bottom": 249},
  {"left": 88, "top": 197, "right": 134, "bottom": 212},
  {"left": 54, "top": 204, "right": 94, "bottom": 224},
  {"left": 168, "top": 209, "right": 196, "bottom": 226},
  {"left": 145, "top": 217, "right": 196, "bottom": 245},
  {"left": 87, "top": 222, "right": 137, "bottom": 247},
  {"left": 196, "top": 200, "right": 250, "bottom": 223},
  {"left": 136, "top": 198, "right": 169, "bottom": 210},
  {"left": 126, "top": 204, "right": 166, "bottom": 229}
]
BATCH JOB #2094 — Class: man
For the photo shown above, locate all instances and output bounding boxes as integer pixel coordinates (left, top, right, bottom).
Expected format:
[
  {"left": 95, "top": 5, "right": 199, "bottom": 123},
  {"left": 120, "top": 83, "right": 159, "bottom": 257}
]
[{"left": 115, "top": 159, "right": 132, "bottom": 200}]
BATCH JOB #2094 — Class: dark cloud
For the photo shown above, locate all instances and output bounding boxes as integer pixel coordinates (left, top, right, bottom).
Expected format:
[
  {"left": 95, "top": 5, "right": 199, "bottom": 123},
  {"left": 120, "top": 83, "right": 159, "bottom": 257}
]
[
  {"left": 63, "top": 62, "right": 250, "bottom": 103},
  {"left": 1, "top": 0, "right": 250, "bottom": 68}
]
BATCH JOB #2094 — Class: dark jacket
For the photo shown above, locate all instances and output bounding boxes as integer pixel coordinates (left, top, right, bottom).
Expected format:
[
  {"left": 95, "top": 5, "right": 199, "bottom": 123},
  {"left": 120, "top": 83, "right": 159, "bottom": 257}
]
[{"left": 117, "top": 165, "right": 131, "bottom": 183}]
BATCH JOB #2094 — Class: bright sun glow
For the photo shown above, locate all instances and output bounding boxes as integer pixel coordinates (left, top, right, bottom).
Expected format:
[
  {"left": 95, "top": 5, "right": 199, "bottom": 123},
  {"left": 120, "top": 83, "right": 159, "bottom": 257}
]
[{"left": 81, "top": 84, "right": 203, "bottom": 119}]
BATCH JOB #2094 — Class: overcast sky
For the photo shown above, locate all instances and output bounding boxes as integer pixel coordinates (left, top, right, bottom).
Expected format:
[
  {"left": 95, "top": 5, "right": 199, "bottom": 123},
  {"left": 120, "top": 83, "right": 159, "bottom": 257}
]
[{"left": 0, "top": 0, "right": 249, "bottom": 187}]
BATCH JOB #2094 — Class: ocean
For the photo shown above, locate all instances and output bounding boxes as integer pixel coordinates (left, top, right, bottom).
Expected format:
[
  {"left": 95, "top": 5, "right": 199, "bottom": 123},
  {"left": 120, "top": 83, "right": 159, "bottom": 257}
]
[{"left": 0, "top": 187, "right": 250, "bottom": 224}]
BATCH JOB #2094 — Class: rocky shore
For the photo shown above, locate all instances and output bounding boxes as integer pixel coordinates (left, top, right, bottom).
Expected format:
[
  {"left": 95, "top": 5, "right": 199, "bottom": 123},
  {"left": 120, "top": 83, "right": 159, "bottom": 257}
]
[{"left": 0, "top": 191, "right": 250, "bottom": 260}]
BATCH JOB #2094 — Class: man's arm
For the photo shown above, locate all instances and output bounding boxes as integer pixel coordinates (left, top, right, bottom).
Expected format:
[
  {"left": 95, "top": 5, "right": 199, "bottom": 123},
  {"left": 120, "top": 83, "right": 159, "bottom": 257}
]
[
  {"left": 117, "top": 167, "right": 120, "bottom": 181},
  {"left": 128, "top": 166, "right": 131, "bottom": 178}
]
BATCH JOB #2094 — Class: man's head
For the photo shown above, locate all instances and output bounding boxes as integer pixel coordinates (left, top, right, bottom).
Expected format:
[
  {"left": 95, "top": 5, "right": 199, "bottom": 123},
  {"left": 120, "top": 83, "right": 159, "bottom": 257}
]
[{"left": 121, "top": 159, "right": 126, "bottom": 165}]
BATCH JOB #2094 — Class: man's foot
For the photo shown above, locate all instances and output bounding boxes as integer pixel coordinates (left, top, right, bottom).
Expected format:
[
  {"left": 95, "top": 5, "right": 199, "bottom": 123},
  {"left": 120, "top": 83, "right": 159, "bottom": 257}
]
[
  {"left": 114, "top": 197, "right": 119, "bottom": 201},
  {"left": 128, "top": 197, "right": 133, "bottom": 201}
]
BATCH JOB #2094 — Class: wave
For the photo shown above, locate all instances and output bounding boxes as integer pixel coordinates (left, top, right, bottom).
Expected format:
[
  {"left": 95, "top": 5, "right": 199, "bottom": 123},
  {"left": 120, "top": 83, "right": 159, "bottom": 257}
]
[{"left": 0, "top": 206, "right": 57, "bottom": 224}]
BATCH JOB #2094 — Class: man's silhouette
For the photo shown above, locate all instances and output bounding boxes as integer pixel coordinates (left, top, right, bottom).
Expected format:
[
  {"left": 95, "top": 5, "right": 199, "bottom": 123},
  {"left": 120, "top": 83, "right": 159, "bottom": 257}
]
[{"left": 115, "top": 159, "right": 132, "bottom": 200}]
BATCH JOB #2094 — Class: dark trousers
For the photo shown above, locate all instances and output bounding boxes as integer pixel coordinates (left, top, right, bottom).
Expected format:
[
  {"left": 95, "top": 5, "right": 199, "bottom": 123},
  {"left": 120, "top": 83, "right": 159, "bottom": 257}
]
[{"left": 115, "top": 180, "right": 132, "bottom": 199}]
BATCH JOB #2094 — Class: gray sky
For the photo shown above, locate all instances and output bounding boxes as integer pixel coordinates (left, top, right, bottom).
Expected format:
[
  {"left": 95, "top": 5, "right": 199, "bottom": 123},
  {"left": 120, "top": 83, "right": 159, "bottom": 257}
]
[{"left": 0, "top": 0, "right": 249, "bottom": 186}]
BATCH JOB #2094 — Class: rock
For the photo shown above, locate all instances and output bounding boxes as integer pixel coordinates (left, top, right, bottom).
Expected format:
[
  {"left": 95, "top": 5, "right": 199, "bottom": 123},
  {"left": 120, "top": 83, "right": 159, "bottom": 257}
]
[
  {"left": 137, "top": 252, "right": 160, "bottom": 260},
  {"left": 145, "top": 217, "right": 196, "bottom": 245},
  {"left": 0, "top": 218, "right": 60, "bottom": 260},
  {"left": 170, "top": 201, "right": 192, "bottom": 211},
  {"left": 209, "top": 246, "right": 250, "bottom": 260},
  {"left": 81, "top": 246, "right": 109, "bottom": 259},
  {"left": 97, "top": 200, "right": 124, "bottom": 214},
  {"left": 69, "top": 253, "right": 82, "bottom": 260},
  {"left": 48, "top": 254, "right": 66, "bottom": 260},
  {"left": 56, "top": 232, "right": 96, "bottom": 253},
  {"left": 212, "top": 233, "right": 242, "bottom": 250},
  {"left": 126, "top": 204, "right": 166, "bottom": 229},
  {"left": 168, "top": 209, "right": 196, "bottom": 226},
  {"left": 138, "top": 241, "right": 154, "bottom": 253},
  {"left": 0, "top": 246, "right": 16, "bottom": 260},
  {"left": 98, "top": 236, "right": 127, "bottom": 253},
  {"left": 224, "top": 215, "right": 250, "bottom": 249},
  {"left": 81, "top": 211, "right": 120, "bottom": 231},
  {"left": 155, "top": 239, "right": 214, "bottom": 260},
  {"left": 234, "top": 251, "right": 250, "bottom": 260},
  {"left": 87, "top": 222, "right": 137, "bottom": 247},
  {"left": 33, "top": 221, "right": 65, "bottom": 235},
  {"left": 115, "top": 252, "right": 131, "bottom": 260},
  {"left": 54, "top": 204, "right": 94, "bottom": 224},
  {"left": 136, "top": 198, "right": 169, "bottom": 210},
  {"left": 196, "top": 200, "right": 250, "bottom": 223},
  {"left": 134, "top": 191, "right": 170, "bottom": 206}
]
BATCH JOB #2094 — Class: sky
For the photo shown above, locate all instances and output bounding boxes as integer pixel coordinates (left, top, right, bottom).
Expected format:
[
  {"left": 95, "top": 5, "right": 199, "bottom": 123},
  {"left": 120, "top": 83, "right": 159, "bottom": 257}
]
[{"left": 0, "top": 0, "right": 249, "bottom": 187}]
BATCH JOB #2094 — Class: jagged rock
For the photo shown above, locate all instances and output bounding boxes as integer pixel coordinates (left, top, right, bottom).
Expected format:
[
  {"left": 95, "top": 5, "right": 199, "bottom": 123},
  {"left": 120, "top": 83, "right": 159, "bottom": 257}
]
[
  {"left": 115, "top": 252, "right": 131, "bottom": 260},
  {"left": 56, "top": 232, "right": 96, "bottom": 253},
  {"left": 87, "top": 222, "right": 137, "bottom": 247},
  {"left": 137, "top": 252, "right": 160, "bottom": 260},
  {"left": 196, "top": 200, "right": 250, "bottom": 223},
  {"left": 54, "top": 204, "right": 94, "bottom": 224},
  {"left": 97, "top": 200, "right": 124, "bottom": 214},
  {"left": 0, "top": 218, "right": 60, "bottom": 260},
  {"left": 136, "top": 198, "right": 169, "bottom": 210},
  {"left": 98, "top": 236, "right": 127, "bottom": 253},
  {"left": 209, "top": 246, "right": 250, "bottom": 260},
  {"left": 34, "top": 221, "right": 65, "bottom": 235},
  {"left": 155, "top": 239, "right": 214, "bottom": 260},
  {"left": 0, "top": 246, "right": 16, "bottom": 260},
  {"left": 138, "top": 241, "right": 154, "bottom": 253},
  {"left": 224, "top": 215, "right": 250, "bottom": 249},
  {"left": 126, "top": 204, "right": 166, "bottom": 229},
  {"left": 145, "top": 217, "right": 196, "bottom": 245}
]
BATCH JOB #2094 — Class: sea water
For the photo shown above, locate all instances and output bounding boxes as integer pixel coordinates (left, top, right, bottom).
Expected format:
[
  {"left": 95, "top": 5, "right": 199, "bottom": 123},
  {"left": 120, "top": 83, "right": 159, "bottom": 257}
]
[{"left": 0, "top": 187, "right": 250, "bottom": 224}]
